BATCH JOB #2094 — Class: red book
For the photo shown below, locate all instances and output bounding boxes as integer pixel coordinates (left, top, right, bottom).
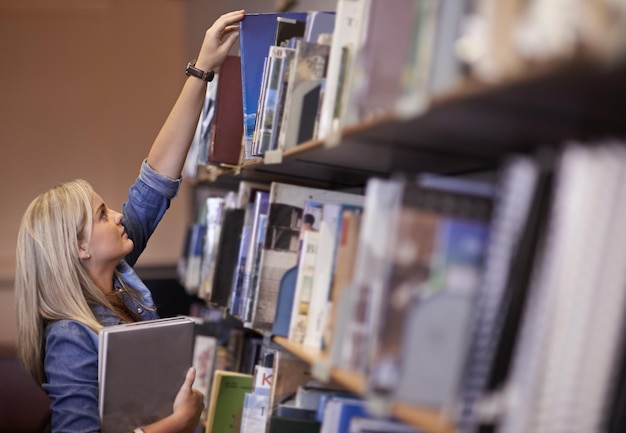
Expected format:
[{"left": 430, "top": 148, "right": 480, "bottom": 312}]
[{"left": 209, "top": 55, "right": 244, "bottom": 165}]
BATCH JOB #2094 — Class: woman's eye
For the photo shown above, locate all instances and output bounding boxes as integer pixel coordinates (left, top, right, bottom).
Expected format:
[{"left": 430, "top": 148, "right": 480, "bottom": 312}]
[{"left": 100, "top": 211, "right": 108, "bottom": 221}]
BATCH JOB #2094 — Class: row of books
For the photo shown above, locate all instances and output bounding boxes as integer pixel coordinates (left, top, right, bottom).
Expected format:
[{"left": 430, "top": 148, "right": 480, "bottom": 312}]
[
  {"left": 204, "top": 346, "right": 422, "bottom": 433},
  {"left": 183, "top": 0, "right": 626, "bottom": 174},
  {"left": 181, "top": 138, "right": 626, "bottom": 433}
]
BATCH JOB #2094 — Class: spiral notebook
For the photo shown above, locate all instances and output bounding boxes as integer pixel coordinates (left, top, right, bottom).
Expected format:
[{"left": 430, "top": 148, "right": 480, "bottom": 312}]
[{"left": 98, "top": 316, "right": 195, "bottom": 433}]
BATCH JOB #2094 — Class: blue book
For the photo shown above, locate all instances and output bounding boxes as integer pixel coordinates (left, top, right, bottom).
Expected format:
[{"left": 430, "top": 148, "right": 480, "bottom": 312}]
[
  {"left": 239, "top": 12, "right": 307, "bottom": 160},
  {"left": 320, "top": 397, "right": 370, "bottom": 433}
]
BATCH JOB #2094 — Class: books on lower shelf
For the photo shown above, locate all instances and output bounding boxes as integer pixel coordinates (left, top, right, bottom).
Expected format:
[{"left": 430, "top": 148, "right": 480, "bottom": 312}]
[
  {"left": 205, "top": 370, "right": 253, "bottom": 433},
  {"left": 250, "top": 182, "right": 364, "bottom": 332}
]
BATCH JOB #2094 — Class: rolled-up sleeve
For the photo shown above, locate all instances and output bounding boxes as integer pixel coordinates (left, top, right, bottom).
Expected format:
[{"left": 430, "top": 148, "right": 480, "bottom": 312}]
[
  {"left": 43, "top": 321, "right": 100, "bottom": 433},
  {"left": 122, "top": 160, "right": 182, "bottom": 266}
]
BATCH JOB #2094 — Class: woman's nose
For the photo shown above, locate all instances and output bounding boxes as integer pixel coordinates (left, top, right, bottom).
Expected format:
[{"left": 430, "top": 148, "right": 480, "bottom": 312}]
[{"left": 112, "top": 210, "right": 123, "bottom": 224}]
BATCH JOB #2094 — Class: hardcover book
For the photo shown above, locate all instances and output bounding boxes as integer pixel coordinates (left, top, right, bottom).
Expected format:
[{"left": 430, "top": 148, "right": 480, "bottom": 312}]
[
  {"left": 209, "top": 55, "right": 244, "bottom": 166},
  {"left": 210, "top": 208, "right": 246, "bottom": 307},
  {"left": 205, "top": 370, "right": 253, "bottom": 433},
  {"left": 98, "top": 317, "right": 195, "bottom": 433}
]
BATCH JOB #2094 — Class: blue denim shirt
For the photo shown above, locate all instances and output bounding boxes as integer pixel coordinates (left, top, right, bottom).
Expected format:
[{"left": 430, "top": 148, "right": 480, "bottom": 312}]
[{"left": 42, "top": 160, "right": 180, "bottom": 433}]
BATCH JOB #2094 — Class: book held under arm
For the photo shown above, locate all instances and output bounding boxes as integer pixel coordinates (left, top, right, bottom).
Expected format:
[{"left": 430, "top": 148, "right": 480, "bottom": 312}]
[{"left": 98, "top": 317, "right": 195, "bottom": 433}]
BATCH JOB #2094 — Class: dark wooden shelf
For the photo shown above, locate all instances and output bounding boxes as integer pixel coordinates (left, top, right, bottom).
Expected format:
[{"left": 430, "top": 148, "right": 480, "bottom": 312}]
[{"left": 198, "top": 56, "right": 626, "bottom": 189}]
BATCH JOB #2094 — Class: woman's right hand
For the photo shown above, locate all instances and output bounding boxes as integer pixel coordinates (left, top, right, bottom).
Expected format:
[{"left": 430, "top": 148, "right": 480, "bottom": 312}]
[{"left": 172, "top": 367, "right": 205, "bottom": 432}]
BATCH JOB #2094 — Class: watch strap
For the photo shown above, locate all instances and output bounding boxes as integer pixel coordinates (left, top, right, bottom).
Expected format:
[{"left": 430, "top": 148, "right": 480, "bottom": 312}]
[{"left": 185, "top": 59, "right": 214, "bottom": 82}]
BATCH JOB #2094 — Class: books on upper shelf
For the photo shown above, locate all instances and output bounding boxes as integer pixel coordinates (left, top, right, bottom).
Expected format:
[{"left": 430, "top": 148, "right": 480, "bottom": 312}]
[
  {"left": 98, "top": 317, "right": 195, "bottom": 433},
  {"left": 316, "top": 0, "right": 370, "bottom": 141},
  {"left": 184, "top": 79, "right": 217, "bottom": 178},
  {"left": 239, "top": 12, "right": 308, "bottom": 161},
  {"left": 252, "top": 46, "right": 295, "bottom": 156},
  {"left": 350, "top": 0, "right": 418, "bottom": 122},
  {"left": 304, "top": 11, "right": 336, "bottom": 44},
  {"left": 205, "top": 370, "right": 253, "bottom": 433},
  {"left": 250, "top": 181, "right": 363, "bottom": 332},
  {"left": 276, "top": 39, "right": 331, "bottom": 151}
]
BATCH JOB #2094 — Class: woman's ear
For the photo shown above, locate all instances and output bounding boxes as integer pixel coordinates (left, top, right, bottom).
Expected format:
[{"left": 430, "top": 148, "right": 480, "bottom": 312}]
[{"left": 78, "top": 244, "right": 91, "bottom": 260}]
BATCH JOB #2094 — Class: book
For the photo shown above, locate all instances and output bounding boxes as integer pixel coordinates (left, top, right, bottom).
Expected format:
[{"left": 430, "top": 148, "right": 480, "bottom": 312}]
[
  {"left": 274, "top": 16, "right": 306, "bottom": 46},
  {"left": 240, "top": 392, "right": 270, "bottom": 433},
  {"left": 209, "top": 208, "right": 246, "bottom": 307},
  {"left": 98, "top": 317, "right": 195, "bottom": 433},
  {"left": 304, "top": 203, "right": 361, "bottom": 350},
  {"left": 267, "top": 415, "right": 321, "bottom": 433},
  {"left": 271, "top": 265, "right": 299, "bottom": 337},
  {"left": 316, "top": 0, "right": 370, "bottom": 140},
  {"left": 322, "top": 205, "right": 363, "bottom": 353},
  {"left": 319, "top": 397, "right": 369, "bottom": 433},
  {"left": 205, "top": 370, "right": 253, "bottom": 433},
  {"left": 251, "top": 182, "right": 363, "bottom": 331},
  {"left": 288, "top": 229, "right": 320, "bottom": 344},
  {"left": 351, "top": 0, "right": 418, "bottom": 121},
  {"left": 238, "top": 12, "right": 308, "bottom": 160},
  {"left": 208, "top": 55, "right": 244, "bottom": 166},
  {"left": 348, "top": 417, "right": 419, "bottom": 433},
  {"left": 240, "top": 191, "right": 270, "bottom": 322},
  {"left": 191, "top": 333, "right": 218, "bottom": 415},
  {"left": 229, "top": 204, "right": 255, "bottom": 316},
  {"left": 277, "top": 40, "right": 330, "bottom": 151},
  {"left": 183, "top": 223, "right": 206, "bottom": 295},
  {"left": 304, "top": 11, "right": 336, "bottom": 43},
  {"left": 455, "top": 155, "right": 543, "bottom": 432},
  {"left": 184, "top": 80, "right": 217, "bottom": 177},
  {"left": 199, "top": 196, "right": 226, "bottom": 301},
  {"left": 254, "top": 46, "right": 294, "bottom": 156},
  {"left": 268, "top": 351, "right": 313, "bottom": 415},
  {"left": 334, "top": 177, "right": 405, "bottom": 373}
]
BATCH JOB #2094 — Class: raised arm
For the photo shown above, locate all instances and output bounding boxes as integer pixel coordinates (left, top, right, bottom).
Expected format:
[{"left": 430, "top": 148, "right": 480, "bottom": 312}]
[{"left": 147, "top": 9, "right": 245, "bottom": 180}]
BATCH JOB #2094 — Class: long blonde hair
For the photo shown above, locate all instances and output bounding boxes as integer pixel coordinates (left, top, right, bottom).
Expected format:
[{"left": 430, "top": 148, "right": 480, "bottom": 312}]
[{"left": 15, "top": 180, "right": 113, "bottom": 384}]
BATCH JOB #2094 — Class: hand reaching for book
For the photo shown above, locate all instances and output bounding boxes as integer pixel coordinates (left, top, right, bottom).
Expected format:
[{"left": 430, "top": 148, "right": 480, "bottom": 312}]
[{"left": 195, "top": 9, "right": 245, "bottom": 73}]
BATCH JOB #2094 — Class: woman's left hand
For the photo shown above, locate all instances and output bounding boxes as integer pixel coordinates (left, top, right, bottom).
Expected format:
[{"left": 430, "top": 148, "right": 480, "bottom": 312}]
[{"left": 194, "top": 9, "right": 245, "bottom": 73}]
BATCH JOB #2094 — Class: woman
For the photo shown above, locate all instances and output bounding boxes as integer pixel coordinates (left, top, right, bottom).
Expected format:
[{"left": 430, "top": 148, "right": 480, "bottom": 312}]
[{"left": 15, "top": 9, "right": 245, "bottom": 433}]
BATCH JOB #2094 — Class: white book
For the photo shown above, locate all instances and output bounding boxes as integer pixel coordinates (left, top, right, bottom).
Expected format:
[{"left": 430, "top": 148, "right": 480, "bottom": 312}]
[
  {"left": 288, "top": 229, "right": 320, "bottom": 344},
  {"left": 316, "top": 0, "right": 370, "bottom": 140},
  {"left": 98, "top": 317, "right": 195, "bottom": 433},
  {"left": 304, "top": 203, "right": 343, "bottom": 349}
]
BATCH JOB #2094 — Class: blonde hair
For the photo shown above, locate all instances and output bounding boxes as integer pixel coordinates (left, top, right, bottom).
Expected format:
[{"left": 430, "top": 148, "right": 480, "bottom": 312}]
[{"left": 15, "top": 180, "right": 112, "bottom": 384}]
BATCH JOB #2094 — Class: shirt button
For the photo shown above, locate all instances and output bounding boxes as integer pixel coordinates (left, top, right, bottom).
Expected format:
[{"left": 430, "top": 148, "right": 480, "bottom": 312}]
[{"left": 137, "top": 308, "right": 143, "bottom": 314}]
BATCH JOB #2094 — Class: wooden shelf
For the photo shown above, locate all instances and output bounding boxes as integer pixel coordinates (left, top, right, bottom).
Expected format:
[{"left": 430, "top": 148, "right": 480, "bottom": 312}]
[
  {"left": 273, "top": 336, "right": 457, "bottom": 433},
  {"left": 198, "top": 56, "right": 626, "bottom": 189}
]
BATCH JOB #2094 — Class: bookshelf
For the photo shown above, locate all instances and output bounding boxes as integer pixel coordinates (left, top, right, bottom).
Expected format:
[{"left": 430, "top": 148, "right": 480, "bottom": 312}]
[
  {"left": 198, "top": 56, "right": 626, "bottom": 189},
  {"left": 274, "top": 336, "right": 457, "bottom": 433},
  {"left": 186, "top": 5, "right": 626, "bottom": 433}
]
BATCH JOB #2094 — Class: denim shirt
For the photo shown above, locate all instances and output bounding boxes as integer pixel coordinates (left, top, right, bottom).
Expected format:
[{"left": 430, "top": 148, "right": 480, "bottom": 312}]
[{"left": 42, "top": 160, "right": 180, "bottom": 433}]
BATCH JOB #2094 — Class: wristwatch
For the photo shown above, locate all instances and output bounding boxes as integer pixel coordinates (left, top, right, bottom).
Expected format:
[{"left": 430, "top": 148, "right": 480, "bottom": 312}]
[{"left": 185, "top": 59, "right": 214, "bottom": 82}]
